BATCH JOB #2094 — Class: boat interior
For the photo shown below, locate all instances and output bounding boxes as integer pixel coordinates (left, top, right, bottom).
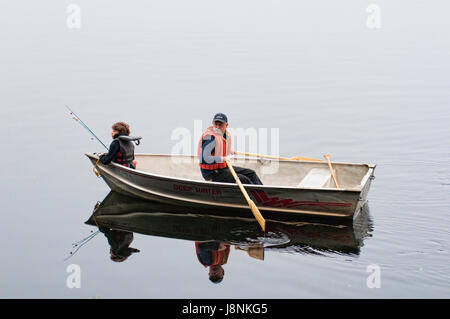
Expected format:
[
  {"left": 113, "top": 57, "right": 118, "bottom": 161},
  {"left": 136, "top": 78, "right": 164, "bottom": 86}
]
[{"left": 132, "top": 154, "right": 373, "bottom": 190}]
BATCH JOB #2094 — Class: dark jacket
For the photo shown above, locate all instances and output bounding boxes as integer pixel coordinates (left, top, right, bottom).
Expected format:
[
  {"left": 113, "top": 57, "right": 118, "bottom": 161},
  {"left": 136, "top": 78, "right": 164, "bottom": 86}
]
[
  {"left": 100, "top": 133, "right": 135, "bottom": 168},
  {"left": 99, "top": 226, "right": 140, "bottom": 258}
]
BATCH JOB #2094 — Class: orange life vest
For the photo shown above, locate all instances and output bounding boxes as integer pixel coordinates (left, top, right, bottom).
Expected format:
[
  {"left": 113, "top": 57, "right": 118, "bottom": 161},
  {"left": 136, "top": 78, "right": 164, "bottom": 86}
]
[
  {"left": 195, "top": 242, "right": 230, "bottom": 267},
  {"left": 197, "top": 126, "right": 231, "bottom": 170}
]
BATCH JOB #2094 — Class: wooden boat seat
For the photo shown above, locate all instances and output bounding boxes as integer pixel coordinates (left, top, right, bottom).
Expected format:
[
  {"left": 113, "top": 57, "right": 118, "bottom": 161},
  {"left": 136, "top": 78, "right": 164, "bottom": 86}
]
[{"left": 297, "top": 168, "right": 332, "bottom": 188}]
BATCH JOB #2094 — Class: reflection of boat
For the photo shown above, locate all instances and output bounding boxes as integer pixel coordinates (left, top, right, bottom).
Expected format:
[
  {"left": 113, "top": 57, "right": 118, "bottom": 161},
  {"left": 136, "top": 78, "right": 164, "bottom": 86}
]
[
  {"left": 86, "top": 153, "right": 375, "bottom": 220},
  {"left": 86, "top": 192, "right": 373, "bottom": 256}
]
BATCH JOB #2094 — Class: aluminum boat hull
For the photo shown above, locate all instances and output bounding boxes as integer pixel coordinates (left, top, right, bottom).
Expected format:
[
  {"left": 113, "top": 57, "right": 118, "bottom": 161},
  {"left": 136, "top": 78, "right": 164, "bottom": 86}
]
[{"left": 86, "top": 153, "right": 376, "bottom": 221}]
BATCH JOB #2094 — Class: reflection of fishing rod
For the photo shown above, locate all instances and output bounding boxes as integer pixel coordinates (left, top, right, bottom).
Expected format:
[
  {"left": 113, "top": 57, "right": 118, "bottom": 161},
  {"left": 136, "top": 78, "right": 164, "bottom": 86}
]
[
  {"left": 64, "top": 230, "right": 100, "bottom": 261},
  {"left": 65, "top": 104, "right": 108, "bottom": 150},
  {"left": 64, "top": 202, "right": 103, "bottom": 261}
]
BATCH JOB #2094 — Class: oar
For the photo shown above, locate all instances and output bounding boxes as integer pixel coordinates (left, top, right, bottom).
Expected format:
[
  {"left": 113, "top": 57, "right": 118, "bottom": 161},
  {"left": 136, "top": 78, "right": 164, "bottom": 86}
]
[
  {"left": 323, "top": 154, "right": 340, "bottom": 188},
  {"left": 235, "top": 244, "right": 264, "bottom": 260},
  {"left": 234, "top": 151, "right": 322, "bottom": 162},
  {"left": 225, "top": 161, "right": 266, "bottom": 232}
]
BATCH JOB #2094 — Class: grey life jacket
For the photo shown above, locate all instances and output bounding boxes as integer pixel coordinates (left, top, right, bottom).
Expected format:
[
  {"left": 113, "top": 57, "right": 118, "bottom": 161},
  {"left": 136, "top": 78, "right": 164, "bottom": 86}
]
[{"left": 113, "top": 135, "right": 142, "bottom": 165}]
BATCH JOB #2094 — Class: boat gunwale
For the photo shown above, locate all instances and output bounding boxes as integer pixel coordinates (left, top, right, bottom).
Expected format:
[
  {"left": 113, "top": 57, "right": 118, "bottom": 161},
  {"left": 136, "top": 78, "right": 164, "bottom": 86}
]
[{"left": 86, "top": 153, "right": 374, "bottom": 193}]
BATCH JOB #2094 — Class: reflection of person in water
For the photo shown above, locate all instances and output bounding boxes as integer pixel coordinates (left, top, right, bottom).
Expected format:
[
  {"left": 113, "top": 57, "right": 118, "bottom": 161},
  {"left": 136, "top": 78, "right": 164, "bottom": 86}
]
[
  {"left": 195, "top": 241, "right": 230, "bottom": 284},
  {"left": 99, "top": 226, "right": 140, "bottom": 262}
]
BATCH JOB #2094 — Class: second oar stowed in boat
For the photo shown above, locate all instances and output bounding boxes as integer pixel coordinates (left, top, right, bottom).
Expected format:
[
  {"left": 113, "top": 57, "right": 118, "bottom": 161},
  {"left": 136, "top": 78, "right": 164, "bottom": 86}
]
[
  {"left": 234, "top": 151, "right": 322, "bottom": 162},
  {"left": 324, "top": 154, "right": 340, "bottom": 188}
]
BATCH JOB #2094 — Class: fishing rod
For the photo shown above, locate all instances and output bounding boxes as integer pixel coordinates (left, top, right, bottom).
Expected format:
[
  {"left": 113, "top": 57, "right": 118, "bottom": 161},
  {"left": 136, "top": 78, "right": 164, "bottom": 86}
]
[{"left": 65, "top": 104, "right": 108, "bottom": 150}]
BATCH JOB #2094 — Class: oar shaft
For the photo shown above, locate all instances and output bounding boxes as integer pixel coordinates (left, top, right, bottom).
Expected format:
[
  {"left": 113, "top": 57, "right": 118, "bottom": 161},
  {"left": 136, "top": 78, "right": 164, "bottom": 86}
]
[
  {"left": 226, "top": 161, "right": 266, "bottom": 232},
  {"left": 324, "top": 154, "right": 340, "bottom": 188},
  {"left": 226, "top": 161, "right": 251, "bottom": 201},
  {"left": 235, "top": 151, "right": 288, "bottom": 160},
  {"left": 235, "top": 151, "right": 321, "bottom": 162}
]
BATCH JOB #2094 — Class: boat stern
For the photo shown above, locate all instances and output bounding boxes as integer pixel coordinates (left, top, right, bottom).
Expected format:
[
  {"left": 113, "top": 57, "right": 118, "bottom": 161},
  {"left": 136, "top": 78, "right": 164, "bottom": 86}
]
[{"left": 352, "top": 164, "right": 376, "bottom": 219}]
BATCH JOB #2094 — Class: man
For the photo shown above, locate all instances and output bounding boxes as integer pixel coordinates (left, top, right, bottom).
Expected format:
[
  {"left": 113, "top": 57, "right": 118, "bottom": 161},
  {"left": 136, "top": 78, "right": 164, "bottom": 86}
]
[
  {"left": 99, "top": 122, "right": 140, "bottom": 169},
  {"left": 195, "top": 241, "right": 230, "bottom": 284},
  {"left": 198, "top": 113, "right": 263, "bottom": 185}
]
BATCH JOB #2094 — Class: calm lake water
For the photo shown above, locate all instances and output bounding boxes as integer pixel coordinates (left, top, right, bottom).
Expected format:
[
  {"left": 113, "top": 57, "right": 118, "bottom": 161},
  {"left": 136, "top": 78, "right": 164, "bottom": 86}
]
[{"left": 1, "top": 1, "right": 449, "bottom": 298}]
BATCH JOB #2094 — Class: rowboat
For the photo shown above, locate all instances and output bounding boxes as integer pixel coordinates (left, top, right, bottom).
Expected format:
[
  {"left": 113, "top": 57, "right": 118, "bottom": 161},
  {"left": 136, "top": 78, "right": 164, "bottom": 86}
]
[
  {"left": 86, "top": 153, "right": 376, "bottom": 222},
  {"left": 86, "top": 191, "right": 373, "bottom": 256}
]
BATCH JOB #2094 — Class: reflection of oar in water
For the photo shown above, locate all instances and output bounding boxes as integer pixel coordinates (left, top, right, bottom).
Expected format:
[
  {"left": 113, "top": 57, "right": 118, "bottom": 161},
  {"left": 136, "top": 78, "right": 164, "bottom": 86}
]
[
  {"left": 324, "top": 154, "right": 340, "bottom": 188},
  {"left": 235, "top": 244, "right": 264, "bottom": 260},
  {"left": 234, "top": 151, "right": 322, "bottom": 162},
  {"left": 226, "top": 161, "right": 266, "bottom": 232}
]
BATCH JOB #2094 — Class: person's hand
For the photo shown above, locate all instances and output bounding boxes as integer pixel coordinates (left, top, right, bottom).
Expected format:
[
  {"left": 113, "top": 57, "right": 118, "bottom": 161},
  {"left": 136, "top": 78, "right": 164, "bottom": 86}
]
[
  {"left": 218, "top": 242, "right": 230, "bottom": 251},
  {"left": 222, "top": 155, "right": 232, "bottom": 162}
]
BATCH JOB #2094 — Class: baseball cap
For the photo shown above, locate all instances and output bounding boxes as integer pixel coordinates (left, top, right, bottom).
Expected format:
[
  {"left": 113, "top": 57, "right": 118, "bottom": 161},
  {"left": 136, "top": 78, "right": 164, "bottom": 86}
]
[{"left": 212, "top": 113, "right": 228, "bottom": 123}]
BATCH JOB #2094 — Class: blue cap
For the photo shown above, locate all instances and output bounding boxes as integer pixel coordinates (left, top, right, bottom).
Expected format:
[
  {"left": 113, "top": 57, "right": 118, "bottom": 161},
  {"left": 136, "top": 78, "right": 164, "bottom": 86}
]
[{"left": 213, "top": 113, "right": 228, "bottom": 123}]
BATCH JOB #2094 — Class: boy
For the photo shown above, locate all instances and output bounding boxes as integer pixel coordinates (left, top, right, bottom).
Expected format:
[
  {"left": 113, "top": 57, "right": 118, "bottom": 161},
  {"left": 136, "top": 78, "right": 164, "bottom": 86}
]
[{"left": 100, "top": 122, "right": 138, "bottom": 169}]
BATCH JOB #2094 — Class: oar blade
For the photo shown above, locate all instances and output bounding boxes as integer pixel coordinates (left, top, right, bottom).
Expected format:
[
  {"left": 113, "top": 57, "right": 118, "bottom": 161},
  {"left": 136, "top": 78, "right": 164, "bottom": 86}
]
[{"left": 248, "top": 245, "right": 265, "bottom": 260}]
